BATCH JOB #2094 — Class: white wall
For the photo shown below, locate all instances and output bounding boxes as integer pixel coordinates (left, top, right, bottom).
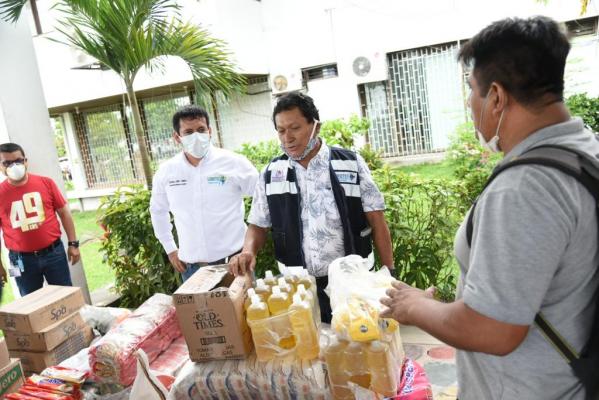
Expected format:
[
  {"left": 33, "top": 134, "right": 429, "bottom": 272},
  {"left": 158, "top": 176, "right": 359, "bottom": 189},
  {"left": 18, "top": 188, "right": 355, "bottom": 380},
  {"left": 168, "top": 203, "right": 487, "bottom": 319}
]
[{"left": 0, "top": 15, "right": 91, "bottom": 303}]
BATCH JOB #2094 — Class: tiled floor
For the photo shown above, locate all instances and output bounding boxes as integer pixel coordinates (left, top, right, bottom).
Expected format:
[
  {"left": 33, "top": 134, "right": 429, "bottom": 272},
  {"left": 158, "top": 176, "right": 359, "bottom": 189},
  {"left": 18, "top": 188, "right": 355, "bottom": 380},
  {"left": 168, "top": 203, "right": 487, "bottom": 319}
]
[{"left": 401, "top": 325, "right": 458, "bottom": 399}]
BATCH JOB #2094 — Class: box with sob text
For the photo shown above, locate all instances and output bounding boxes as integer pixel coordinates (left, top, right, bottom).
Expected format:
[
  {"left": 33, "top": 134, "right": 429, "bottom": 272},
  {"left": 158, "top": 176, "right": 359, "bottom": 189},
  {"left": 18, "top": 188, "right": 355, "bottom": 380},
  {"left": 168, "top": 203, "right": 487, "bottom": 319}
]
[
  {"left": 0, "top": 286, "right": 85, "bottom": 333},
  {"left": 173, "top": 265, "right": 253, "bottom": 362}
]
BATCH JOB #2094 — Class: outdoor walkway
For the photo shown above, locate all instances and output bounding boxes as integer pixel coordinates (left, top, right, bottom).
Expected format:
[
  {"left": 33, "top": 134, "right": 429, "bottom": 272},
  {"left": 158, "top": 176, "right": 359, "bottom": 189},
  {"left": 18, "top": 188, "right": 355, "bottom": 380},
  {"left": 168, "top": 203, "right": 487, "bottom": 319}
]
[{"left": 401, "top": 325, "right": 458, "bottom": 399}]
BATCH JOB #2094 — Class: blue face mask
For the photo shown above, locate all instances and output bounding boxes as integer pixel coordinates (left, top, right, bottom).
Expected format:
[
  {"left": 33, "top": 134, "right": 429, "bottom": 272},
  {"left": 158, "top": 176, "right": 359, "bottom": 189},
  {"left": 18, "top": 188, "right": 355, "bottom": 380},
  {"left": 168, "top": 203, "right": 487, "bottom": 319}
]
[{"left": 281, "top": 120, "right": 320, "bottom": 161}]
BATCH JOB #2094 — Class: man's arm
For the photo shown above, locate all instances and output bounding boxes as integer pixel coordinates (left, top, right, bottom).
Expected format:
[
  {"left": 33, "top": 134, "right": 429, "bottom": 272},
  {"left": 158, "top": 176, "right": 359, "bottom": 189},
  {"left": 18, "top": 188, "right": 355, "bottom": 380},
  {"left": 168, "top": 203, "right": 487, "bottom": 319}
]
[
  {"left": 56, "top": 206, "right": 80, "bottom": 264},
  {"left": 381, "top": 281, "right": 529, "bottom": 355},
  {"left": 149, "top": 174, "right": 185, "bottom": 273},
  {"left": 365, "top": 210, "right": 394, "bottom": 269},
  {"left": 229, "top": 224, "right": 268, "bottom": 276}
]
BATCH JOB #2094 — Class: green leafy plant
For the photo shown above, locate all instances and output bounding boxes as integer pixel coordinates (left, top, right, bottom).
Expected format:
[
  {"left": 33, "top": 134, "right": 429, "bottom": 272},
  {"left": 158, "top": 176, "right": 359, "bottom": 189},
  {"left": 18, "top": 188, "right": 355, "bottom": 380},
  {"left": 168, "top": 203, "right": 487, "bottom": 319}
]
[
  {"left": 98, "top": 186, "right": 180, "bottom": 307},
  {"left": 446, "top": 122, "right": 501, "bottom": 206},
  {"left": 374, "top": 167, "right": 467, "bottom": 300},
  {"left": 566, "top": 93, "right": 599, "bottom": 133},
  {"left": 237, "top": 140, "right": 280, "bottom": 172}
]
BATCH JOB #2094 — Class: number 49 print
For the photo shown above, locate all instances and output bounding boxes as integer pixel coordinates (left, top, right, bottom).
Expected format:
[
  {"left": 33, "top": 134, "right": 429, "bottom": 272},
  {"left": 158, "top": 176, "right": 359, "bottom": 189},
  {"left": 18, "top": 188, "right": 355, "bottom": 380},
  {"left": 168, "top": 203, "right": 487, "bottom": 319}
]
[{"left": 10, "top": 192, "right": 46, "bottom": 232}]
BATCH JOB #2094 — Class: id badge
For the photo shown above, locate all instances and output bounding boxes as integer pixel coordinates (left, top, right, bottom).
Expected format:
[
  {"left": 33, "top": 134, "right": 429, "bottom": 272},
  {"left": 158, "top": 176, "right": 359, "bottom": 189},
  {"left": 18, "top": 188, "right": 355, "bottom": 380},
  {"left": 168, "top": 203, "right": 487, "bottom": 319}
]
[{"left": 9, "top": 262, "right": 21, "bottom": 277}]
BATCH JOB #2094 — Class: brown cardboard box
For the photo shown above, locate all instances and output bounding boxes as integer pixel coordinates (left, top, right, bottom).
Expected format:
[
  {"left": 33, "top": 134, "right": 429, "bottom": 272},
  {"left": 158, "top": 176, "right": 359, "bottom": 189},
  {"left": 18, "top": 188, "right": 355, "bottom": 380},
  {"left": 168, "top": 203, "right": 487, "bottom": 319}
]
[
  {"left": 3, "top": 312, "right": 87, "bottom": 352},
  {"left": 173, "top": 265, "right": 253, "bottom": 362},
  {"left": 0, "top": 286, "right": 85, "bottom": 333},
  {"left": 0, "top": 339, "right": 9, "bottom": 369},
  {"left": 0, "top": 358, "right": 24, "bottom": 398},
  {"left": 10, "top": 325, "right": 93, "bottom": 373}
]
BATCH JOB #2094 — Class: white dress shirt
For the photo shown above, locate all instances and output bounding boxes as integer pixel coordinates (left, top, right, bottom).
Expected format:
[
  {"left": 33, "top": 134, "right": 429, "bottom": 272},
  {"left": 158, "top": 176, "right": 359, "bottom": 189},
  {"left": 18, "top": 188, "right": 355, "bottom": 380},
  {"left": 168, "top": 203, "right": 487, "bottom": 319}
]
[
  {"left": 150, "top": 147, "right": 259, "bottom": 263},
  {"left": 248, "top": 141, "right": 385, "bottom": 277}
]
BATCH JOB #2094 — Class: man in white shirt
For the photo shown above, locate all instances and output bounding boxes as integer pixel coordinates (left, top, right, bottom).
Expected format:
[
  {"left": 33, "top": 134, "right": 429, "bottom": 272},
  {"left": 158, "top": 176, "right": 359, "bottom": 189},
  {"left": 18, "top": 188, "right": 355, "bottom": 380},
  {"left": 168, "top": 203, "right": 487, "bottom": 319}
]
[{"left": 150, "top": 105, "right": 259, "bottom": 281}]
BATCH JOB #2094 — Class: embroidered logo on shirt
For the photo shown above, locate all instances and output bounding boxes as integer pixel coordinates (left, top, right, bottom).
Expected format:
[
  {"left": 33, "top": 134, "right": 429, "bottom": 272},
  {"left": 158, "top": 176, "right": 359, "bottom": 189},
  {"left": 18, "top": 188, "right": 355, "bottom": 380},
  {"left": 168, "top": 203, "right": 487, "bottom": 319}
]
[
  {"left": 271, "top": 168, "right": 287, "bottom": 183},
  {"left": 335, "top": 171, "right": 358, "bottom": 184},
  {"left": 207, "top": 176, "right": 227, "bottom": 185},
  {"left": 168, "top": 179, "right": 188, "bottom": 187}
]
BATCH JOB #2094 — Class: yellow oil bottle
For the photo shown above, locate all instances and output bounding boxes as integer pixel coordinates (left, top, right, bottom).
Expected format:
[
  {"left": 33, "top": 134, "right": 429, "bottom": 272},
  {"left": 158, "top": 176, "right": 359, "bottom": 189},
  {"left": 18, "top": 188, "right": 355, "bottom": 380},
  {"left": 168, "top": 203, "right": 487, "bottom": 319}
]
[
  {"left": 324, "top": 337, "right": 352, "bottom": 400},
  {"left": 246, "top": 295, "right": 274, "bottom": 362},
  {"left": 347, "top": 297, "right": 380, "bottom": 342},
  {"left": 267, "top": 286, "right": 291, "bottom": 316},
  {"left": 277, "top": 277, "right": 294, "bottom": 296},
  {"left": 288, "top": 293, "right": 319, "bottom": 360},
  {"left": 255, "top": 278, "right": 272, "bottom": 300},
  {"left": 345, "top": 341, "right": 371, "bottom": 390},
  {"left": 367, "top": 340, "right": 398, "bottom": 397},
  {"left": 244, "top": 288, "right": 258, "bottom": 311},
  {"left": 264, "top": 270, "right": 277, "bottom": 287}
]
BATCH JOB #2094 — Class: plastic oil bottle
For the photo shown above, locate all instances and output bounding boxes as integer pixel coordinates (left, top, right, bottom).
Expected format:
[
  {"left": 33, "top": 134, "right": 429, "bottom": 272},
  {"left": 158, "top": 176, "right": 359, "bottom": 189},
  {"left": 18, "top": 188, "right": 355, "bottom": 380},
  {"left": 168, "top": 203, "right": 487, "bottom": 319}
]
[
  {"left": 247, "top": 295, "right": 274, "bottom": 362},
  {"left": 324, "top": 337, "right": 352, "bottom": 400},
  {"left": 289, "top": 293, "right": 319, "bottom": 360},
  {"left": 255, "top": 278, "right": 272, "bottom": 300},
  {"left": 367, "top": 340, "right": 398, "bottom": 397},
  {"left": 298, "top": 269, "right": 317, "bottom": 296},
  {"left": 345, "top": 341, "right": 371, "bottom": 390},
  {"left": 296, "top": 284, "right": 314, "bottom": 309},
  {"left": 264, "top": 270, "right": 277, "bottom": 287},
  {"left": 283, "top": 272, "right": 299, "bottom": 292},
  {"left": 277, "top": 277, "right": 294, "bottom": 296},
  {"left": 267, "top": 286, "right": 295, "bottom": 350},
  {"left": 244, "top": 288, "right": 258, "bottom": 311}
]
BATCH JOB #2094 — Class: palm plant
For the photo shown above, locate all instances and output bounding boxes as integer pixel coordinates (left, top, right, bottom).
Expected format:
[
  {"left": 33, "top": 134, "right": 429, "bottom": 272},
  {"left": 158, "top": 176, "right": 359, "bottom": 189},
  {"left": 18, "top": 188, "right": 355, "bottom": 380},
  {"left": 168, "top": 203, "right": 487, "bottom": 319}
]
[{"left": 1, "top": 0, "right": 245, "bottom": 187}]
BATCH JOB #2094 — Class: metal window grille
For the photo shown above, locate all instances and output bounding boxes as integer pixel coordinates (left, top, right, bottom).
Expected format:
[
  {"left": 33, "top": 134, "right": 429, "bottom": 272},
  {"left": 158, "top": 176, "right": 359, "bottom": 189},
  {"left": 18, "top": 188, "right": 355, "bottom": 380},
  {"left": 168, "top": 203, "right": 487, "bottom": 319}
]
[
  {"left": 302, "top": 64, "right": 339, "bottom": 83},
  {"left": 362, "top": 42, "right": 466, "bottom": 157}
]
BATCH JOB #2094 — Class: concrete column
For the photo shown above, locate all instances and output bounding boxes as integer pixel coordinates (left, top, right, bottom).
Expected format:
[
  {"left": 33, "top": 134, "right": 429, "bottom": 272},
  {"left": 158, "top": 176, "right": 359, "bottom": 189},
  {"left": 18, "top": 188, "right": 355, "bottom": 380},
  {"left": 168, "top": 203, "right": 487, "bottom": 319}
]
[{"left": 0, "top": 16, "right": 91, "bottom": 303}]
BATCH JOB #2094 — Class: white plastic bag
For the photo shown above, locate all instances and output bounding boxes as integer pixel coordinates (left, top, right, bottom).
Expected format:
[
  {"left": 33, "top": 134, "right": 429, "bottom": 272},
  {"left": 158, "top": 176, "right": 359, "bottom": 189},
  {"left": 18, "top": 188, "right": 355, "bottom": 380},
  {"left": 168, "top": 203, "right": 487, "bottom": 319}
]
[{"left": 130, "top": 349, "right": 169, "bottom": 400}]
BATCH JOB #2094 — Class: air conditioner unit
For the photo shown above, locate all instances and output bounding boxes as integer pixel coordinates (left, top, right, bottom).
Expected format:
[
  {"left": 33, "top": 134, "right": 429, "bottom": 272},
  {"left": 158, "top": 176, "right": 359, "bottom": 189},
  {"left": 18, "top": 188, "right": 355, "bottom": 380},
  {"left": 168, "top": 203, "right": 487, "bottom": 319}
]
[
  {"left": 70, "top": 47, "right": 103, "bottom": 70},
  {"left": 269, "top": 70, "right": 303, "bottom": 95},
  {"left": 351, "top": 52, "right": 388, "bottom": 84}
]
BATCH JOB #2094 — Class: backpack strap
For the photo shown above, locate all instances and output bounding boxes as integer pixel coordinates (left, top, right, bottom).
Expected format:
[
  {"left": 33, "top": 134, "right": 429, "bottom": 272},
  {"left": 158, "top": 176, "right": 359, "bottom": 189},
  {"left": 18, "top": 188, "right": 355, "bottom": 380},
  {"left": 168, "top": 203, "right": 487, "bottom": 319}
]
[{"left": 464, "top": 144, "right": 599, "bottom": 365}]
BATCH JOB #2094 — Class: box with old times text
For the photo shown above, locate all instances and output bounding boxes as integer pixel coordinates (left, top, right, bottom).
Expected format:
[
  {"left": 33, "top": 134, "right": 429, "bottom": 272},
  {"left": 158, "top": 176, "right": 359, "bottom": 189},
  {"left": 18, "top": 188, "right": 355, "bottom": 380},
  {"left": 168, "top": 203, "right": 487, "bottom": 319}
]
[
  {"left": 0, "top": 286, "right": 85, "bottom": 333},
  {"left": 173, "top": 265, "right": 253, "bottom": 362}
]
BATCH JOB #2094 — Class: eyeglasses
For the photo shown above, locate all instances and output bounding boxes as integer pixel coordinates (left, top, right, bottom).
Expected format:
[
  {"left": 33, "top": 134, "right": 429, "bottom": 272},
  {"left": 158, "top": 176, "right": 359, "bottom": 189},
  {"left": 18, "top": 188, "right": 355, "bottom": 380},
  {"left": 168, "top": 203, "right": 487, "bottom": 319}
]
[{"left": 1, "top": 158, "right": 25, "bottom": 168}]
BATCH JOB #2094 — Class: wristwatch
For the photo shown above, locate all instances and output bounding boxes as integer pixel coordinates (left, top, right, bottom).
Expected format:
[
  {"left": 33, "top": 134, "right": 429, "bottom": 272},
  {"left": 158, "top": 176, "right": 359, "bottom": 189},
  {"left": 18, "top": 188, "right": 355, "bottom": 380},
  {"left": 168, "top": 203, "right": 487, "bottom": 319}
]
[{"left": 68, "top": 240, "right": 80, "bottom": 248}]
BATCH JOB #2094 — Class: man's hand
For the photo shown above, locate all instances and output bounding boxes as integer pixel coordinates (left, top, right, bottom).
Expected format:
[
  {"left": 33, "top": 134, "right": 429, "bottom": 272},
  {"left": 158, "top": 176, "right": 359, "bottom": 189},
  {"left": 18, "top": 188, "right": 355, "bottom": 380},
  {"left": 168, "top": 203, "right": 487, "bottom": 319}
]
[
  {"left": 228, "top": 251, "right": 256, "bottom": 276},
  {"left": 0, "top": 263, "right": 7, "bottom": 284},
  {"left": 67, "top": 246, "right": 81, "bottom": 265},
  {"left": 380, "top": 280, "right": 436, "bottom": 325},
  {"left": 168, "top": 250, "right": 186, "bottom": 273}
]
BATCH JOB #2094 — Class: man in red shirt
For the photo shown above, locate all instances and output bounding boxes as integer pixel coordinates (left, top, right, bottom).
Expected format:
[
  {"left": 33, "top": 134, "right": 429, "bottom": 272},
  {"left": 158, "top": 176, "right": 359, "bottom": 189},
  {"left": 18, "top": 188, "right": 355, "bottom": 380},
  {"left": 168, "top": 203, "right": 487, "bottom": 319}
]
[{"left": 0, "top": 143, "right": 79, "bottom": 297}]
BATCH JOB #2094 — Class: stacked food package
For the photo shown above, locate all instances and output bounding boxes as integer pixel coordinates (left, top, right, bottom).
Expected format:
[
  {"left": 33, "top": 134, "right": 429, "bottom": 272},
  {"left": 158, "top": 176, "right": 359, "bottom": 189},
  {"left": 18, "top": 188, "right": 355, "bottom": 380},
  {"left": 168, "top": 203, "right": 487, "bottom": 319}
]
[
  {"left": 245, "top": 269, "right": 321, "bottom": 362},
  {"left": 0, "top": 286, "right": 92, "bottom": 374},
  {"left": 168, "top": 353, "right": 329, "bottom": 400},
  {"left": 5, "top": 365, "right": 87, "bottom": 400},
  {"left": 88, "top": 293, "right": 181, "bottom": 386},
  {"left": 324, "top": 255, "right": 405, "bottom": 399}
]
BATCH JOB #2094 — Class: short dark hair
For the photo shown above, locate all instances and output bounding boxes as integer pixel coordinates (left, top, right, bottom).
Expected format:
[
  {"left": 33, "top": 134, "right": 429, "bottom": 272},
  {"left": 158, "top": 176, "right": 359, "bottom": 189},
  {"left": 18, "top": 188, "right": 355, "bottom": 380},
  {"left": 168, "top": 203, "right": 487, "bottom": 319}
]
[
  {"left": 272, "top": 92, "right": 320, "bottom": 128},
  {"left": 172, "top": 105, "right": 210, "bottom": 133},
  {"left": 0, "top": 143, "right": 25, "bottom": 157},
  {"left": 458, "top": 16, "right": 570, "bottom": 106}
]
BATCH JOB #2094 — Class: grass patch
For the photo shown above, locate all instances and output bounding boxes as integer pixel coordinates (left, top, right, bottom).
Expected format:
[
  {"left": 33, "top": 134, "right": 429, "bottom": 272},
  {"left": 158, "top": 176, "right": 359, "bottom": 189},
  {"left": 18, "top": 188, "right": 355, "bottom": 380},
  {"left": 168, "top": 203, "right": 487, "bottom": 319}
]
[
  {"left": 1, "top": 210, "right": 114, "bottom": 307},
  {"left": 394, "top": 159, "right": 455, "bottom": 180}
]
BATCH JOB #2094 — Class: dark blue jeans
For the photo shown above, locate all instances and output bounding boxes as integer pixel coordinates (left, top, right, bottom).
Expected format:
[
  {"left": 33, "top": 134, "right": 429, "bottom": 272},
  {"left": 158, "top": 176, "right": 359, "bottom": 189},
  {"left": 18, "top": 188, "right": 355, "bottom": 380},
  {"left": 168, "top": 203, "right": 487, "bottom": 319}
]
[
  {"left": 180, "top": 250, "right": 242, "bottom": 282},
  {"left": 8, "top": 243, "right": 73, "bottom": 296}
]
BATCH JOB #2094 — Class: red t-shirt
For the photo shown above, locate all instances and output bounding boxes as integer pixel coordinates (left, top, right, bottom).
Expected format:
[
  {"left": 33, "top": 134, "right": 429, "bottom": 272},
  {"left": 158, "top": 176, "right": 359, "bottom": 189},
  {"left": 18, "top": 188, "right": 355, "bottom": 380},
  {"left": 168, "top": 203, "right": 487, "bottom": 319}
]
[{"left": 0, "top": 174, "right": 67, "bottom": 252}]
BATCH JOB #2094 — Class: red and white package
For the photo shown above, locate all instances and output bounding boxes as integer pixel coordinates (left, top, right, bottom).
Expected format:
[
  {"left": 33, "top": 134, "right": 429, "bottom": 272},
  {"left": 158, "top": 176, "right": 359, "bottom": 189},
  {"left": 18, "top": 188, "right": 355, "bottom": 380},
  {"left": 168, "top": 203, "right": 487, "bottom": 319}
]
[
  {"left": 40, "top": 366, "right": 88, "bottom": 386},
  {"left": 88, "top": 294, "right": 181, "bottom": 386},
  {"left": 394, "top": 358, "right": 433, "bottom": 400},
  {"left": 149, "top": 335, "right": 189, "bottom": 377}
]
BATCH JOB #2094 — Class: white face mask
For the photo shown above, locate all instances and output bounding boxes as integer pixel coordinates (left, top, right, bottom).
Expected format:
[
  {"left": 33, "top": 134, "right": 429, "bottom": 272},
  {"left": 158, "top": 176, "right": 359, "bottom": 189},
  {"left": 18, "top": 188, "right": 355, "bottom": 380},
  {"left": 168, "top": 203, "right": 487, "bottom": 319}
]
[
  {"left": 180, "top": 132, "right": 211, "bottom": 159},
  {"left": 475, "top": 92, "right": 505, "bottom": 154},
  {"left": 6, "top": 163, "right": 26, "bottom": 181},
  {"left": 281, "top": 120, "right": 320, "bottom": 161}
]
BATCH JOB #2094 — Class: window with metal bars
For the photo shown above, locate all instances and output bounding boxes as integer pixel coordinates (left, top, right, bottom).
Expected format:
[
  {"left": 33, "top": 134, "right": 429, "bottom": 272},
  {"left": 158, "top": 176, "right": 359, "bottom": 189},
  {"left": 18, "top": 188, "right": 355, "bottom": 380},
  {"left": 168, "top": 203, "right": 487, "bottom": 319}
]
[
  {"left": 566, "top": 17, "right": 598, "bottom": 37},
  {"left": 302, "top": 64, "right": 339, "bottom": 83}
]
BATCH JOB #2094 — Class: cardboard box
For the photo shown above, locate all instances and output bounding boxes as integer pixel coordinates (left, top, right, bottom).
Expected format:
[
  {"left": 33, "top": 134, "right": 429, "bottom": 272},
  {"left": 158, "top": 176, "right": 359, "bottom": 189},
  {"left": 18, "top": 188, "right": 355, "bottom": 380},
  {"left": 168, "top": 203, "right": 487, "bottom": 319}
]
[
  {"left": 0, "top": 358, "right": 24, "bottom": 398},
  {"left": 0, "top": 286, "right": 85, "bottom": 333},
  {"left": 173, "top": 265, "right": 253, "bottom": 362},
  {"left": 10, "top": 325, "right": 93, "bottom": 373},
  {"left": 0, "top": 339, "right": 9, "bottom": 369},
  {"left": 3, "top": 312, "right": 87, "bottom": 352}
]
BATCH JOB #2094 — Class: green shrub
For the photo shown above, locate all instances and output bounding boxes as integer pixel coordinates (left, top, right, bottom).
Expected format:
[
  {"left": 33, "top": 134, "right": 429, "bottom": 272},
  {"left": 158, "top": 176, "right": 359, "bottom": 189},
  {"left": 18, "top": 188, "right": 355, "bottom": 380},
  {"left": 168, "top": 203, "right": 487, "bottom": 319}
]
[
  {"left": 374, "top": 167, "right": 466, "bottom": 301},
  {"left": 446, "top": 122, "right": 501, "bottom": 206},
  {"left": 237, "top": 140, "right": 280, "bottom": 172},
  {"left": 566, "top": 93, "right": 599, "bottom": 133},
  {"left": 98, "top": 186, "right": 180, "bottom": 308}
]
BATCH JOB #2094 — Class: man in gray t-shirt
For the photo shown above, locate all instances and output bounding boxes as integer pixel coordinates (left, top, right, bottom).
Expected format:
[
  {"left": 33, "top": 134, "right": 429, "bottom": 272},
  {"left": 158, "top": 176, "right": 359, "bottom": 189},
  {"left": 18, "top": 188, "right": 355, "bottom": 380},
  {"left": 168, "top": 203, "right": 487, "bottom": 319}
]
[{"left": 380, "top": 16, "right": 599, "bottom": 400}]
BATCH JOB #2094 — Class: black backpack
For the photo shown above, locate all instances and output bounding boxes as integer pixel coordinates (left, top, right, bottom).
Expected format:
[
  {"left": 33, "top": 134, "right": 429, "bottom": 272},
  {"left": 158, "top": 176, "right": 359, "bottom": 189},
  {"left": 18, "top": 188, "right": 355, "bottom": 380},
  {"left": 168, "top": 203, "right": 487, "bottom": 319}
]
[{"left": 465, "top": 145, "right": 599, "bottom": 400}]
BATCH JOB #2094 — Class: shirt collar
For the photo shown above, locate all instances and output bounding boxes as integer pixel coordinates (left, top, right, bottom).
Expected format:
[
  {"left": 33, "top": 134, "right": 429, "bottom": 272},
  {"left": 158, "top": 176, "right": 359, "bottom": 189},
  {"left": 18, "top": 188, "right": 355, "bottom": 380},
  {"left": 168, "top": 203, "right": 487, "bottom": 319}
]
[{"left": 501, "top": 118, "right": 585, "bottom": 164}]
